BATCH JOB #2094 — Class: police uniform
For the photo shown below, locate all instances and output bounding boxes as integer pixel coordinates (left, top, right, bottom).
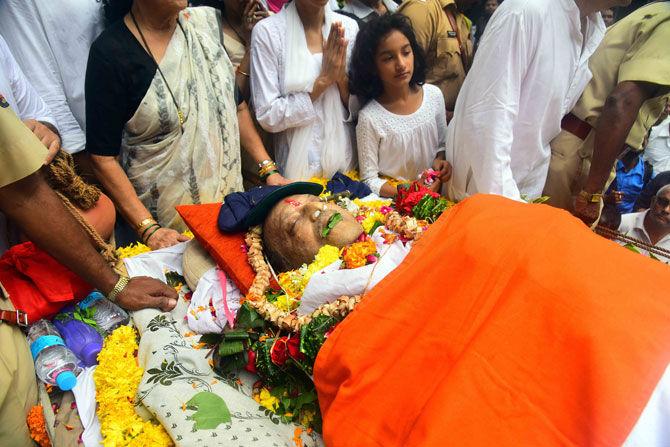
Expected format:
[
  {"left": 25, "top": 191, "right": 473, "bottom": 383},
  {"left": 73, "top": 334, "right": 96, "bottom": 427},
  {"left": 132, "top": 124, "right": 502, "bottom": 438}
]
[
  {"left": 544, "top": 2, "right": 670, "bottom": 210},
  {"left": 398, "top": 0, "right": 473, "bottom": 112},
  {"left": 0, "top": 97, "right": 48, "bottom": 447}
]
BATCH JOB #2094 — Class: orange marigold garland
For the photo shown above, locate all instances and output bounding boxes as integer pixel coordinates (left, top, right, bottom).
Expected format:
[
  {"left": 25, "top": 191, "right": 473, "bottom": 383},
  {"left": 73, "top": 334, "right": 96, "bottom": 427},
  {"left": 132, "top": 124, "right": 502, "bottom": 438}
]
[{"left": 27, "top": 405, "right": 52, "bottom": 447}]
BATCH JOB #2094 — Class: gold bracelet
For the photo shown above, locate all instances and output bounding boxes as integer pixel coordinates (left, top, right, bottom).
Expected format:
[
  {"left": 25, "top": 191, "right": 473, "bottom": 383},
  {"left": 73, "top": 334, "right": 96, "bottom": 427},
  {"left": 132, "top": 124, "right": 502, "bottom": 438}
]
[
  {"left": 136, "top": 217, "right": 156, "bottom": 231},
  {"left": 258, "top": 162, "right": 277, "bottom": 177},
  {"left": 107, "top": 275, "right": 130, "bottom": 303},
  {"left": 237, "top": 68, "right": 250, "bottom": 77}
]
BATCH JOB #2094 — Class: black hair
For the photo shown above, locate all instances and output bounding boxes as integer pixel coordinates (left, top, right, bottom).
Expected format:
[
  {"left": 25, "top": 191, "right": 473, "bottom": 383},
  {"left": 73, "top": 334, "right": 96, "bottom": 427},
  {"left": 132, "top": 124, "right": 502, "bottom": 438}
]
[
  {"left": 99, "top": 0, "right": 133, "bottom": 25},
  {"left": 348, "top": 14, "right": 426, "bottom": 104}
]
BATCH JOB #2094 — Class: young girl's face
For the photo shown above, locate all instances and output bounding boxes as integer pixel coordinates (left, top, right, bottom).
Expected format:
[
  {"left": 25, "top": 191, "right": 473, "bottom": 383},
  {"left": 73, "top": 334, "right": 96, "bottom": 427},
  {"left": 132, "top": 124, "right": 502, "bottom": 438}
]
[{"left": 374, "top": 30, "right": 414, "bottom": 91}]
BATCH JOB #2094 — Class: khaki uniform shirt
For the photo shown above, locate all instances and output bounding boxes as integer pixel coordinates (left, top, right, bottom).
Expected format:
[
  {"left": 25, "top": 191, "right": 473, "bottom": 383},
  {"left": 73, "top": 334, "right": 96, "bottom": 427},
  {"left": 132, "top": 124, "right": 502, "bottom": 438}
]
[
  {"left": 398, "top": 0, "right": 473, "bottom": 112},
  {"left": 0, "top": 95, "right": 47, "bottom": 188},
  {"left": 0, "top": 96, "right": 47, "bottom": 292},
  {"left": 572, "top": 2, "right": 670, "bottom": 150},
  {"left": 0, "top": 98, "right": 45, "bottom": 447}
]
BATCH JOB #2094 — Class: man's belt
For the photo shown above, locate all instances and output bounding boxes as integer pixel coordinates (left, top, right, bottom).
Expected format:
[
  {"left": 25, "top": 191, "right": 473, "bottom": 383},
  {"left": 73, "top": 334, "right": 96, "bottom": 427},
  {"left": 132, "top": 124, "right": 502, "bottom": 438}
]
[
  {"left": 561, "top": 113, "right": 592, "bottom": 140},
  {"left": 0, "top": 309, "right": 29, "bottom": 327}
]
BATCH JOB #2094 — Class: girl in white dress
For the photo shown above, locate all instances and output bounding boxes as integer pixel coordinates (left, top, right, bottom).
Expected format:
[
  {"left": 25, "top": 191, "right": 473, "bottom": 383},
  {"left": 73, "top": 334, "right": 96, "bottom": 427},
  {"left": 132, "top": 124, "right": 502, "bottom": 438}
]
[{"left": 351, "top": 14, "right": 451, "bottom": 198}]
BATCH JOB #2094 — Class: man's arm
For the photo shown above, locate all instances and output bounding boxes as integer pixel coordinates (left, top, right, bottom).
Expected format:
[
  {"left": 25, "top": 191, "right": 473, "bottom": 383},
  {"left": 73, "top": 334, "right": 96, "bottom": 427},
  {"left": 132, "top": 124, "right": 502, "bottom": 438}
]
[
  {"left": 583, "top": 81, "right": 660, "bottom": 194},
  {"left": 0, "top": 170, "right": 178, "bottom": 311},
  {"left": 575, "top": 81, "right": 662, "bottom": 224}
]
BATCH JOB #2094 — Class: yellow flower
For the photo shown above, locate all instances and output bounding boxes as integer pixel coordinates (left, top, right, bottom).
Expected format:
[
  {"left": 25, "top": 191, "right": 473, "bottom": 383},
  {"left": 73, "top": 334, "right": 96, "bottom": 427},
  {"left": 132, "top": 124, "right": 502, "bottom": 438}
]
[
  {"left": 342, "top": 240, "right": 377, "bottom": 269},
  {"left": 276, "top": 294, "right": 298, "bottom": 312},
  {"left": 254, "top": 388, "right": 279, "bottom": 411},
  {"left": 94, "top": 326, "right": 173, "bottom": 447},
  {"left": 278, "top": 245, "right": 340, "bottom": 300},
  {"left": 300, "top": 409, "right": 316, "bottom": 428},
  {"left": 116, "top": 242, "right": 151, "bottom": 260}
]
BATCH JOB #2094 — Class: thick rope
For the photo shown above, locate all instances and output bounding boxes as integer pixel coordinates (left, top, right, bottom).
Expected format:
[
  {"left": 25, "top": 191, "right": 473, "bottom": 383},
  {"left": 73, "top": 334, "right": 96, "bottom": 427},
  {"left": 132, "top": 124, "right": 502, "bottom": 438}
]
[
  {"left": 46, "top": 150, "right": 101, "bottom": 210},
  {"left": 595, "top": 224, "right": 670, "bottom": 260},
  {"left": 55, "top": 191, "right": 118, "bottom": 265}
]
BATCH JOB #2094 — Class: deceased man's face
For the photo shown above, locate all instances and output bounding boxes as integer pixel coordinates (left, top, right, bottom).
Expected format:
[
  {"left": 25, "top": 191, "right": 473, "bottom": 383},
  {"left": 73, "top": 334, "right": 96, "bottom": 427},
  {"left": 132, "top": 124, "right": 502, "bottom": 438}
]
[{"left": 263, "top": 194, "right": 364, "bottom": 271}]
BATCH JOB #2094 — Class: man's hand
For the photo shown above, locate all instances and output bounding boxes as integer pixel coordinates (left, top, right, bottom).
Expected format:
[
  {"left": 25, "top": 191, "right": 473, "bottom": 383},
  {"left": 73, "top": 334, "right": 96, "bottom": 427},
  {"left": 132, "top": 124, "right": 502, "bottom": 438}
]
[
  {"left": 573, "top": 195, "right": 601, "bottom": 226},
  {"left": 144, "top": 227, "right": 190, "bottom": 250},
  {"left": 24, "top": 119, "right": 60, "bottom": 164},
  {"left": 604, "top": 190, "right": 624, "bottom": 205},
  {"left": 115, "top": 276, "right": 178, "bottom": 312}
]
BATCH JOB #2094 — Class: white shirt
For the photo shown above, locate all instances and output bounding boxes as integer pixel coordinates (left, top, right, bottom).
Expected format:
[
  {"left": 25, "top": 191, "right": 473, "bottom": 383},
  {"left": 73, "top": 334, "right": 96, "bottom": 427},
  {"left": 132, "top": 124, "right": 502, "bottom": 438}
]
[
  {"left": 445, "top": 0, "right": 605, "bottom": 201},
  {"left": 0, "top": 35, "right": 55, "bottom": 126},
  {"left": 0, "top": 0, "right": 104, "bottom": 153},
  {"left": 645, "top": 116, "right": 670, "bottom": 176},
  {"left": 617, "top": 211, "right": 670, "bottom": 264},
  {"left": 357, "top": 84, "right": 446, "bottom": 195},
  {"left": 250, "top": 10, "right": 358, "bottom": 178},
  {"left": 340, "top": 0, "right": 398, "bottom": 22}
]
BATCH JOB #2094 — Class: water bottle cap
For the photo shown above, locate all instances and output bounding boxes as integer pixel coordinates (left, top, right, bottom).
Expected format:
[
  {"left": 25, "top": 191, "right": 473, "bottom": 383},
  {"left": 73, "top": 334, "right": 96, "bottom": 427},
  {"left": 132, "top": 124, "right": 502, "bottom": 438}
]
[
  {"left": 55, "top": 371, "right": 77, "bottom": 391},
  {"left": 80, "top": 344, "right": 102, "bottom": 367}
]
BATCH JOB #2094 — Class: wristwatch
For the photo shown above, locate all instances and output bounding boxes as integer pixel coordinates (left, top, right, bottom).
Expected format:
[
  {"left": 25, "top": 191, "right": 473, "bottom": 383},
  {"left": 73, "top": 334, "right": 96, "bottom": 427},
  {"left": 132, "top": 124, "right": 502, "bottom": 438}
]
[{"left": 578, "top": 190, "right": 603, "bottom": 203}]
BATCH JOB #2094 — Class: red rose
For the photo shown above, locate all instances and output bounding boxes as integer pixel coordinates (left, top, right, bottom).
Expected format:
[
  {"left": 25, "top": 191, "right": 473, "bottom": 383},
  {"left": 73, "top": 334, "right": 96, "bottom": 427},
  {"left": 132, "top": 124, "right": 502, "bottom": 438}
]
[
  {"left": 270, "top": 337, "right": 289, "bottom": 366},
  {"left": 286, "top": 336, "right": 306, "bottom": 362},
  {"left": 245, "top": 349, "right": 257, "bottom": 373}
]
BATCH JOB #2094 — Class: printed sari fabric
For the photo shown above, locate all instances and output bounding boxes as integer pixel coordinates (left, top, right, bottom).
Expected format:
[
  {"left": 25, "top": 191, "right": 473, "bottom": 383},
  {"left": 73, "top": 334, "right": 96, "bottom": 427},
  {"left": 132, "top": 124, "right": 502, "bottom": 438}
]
[{"left": 122, "top": 7, "right": 242, "bottom": 231}]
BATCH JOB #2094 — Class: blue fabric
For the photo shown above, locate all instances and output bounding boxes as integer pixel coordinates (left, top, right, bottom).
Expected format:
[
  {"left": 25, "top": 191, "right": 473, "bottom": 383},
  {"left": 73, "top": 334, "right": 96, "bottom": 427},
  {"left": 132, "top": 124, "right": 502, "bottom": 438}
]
[
  {"left": 218, "top": 182, "right": 324, "bottom": 233},
  {"left": 612, "top": 159, "right": 646, "bottom": 214},
  {"left": 326, "top": 172, "right": 372, "bottom": 199}
]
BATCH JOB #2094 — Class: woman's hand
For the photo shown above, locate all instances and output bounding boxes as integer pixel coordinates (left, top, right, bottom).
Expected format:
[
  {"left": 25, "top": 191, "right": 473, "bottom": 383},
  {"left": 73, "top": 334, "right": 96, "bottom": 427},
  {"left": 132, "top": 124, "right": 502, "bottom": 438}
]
[
  {"left": 242, "top": 0, "right": 269, "bottom": 36},
  {"left": 265, "top": 172, "right": 292, "bottom": 186},
  {"left": 24, "top": 119, "right": 61, "bottom": 164},
  {"left": 312, "top": 23, "right": 347, "bottom": 101},
  {"left": 144, "top": 227, "right": 190, "bottom": 250},
  {"left": 432, "top": 159, "right": 453, "bottom": 183}
]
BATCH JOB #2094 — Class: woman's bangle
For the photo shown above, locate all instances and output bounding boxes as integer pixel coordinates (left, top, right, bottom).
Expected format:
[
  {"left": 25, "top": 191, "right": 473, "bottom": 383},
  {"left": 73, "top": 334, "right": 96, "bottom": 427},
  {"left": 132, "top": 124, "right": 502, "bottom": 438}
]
[
  {"left": 136, "top": 218, "right": 158, "bottom": 234},
  {"left": 237, "top": 68, "right": 250, "bottom": 78},
  {"left": 261, "top": 169, "right": 279, "bottom": 181},
  {"left": 143, "top": 225, "right": 162, "bottom": 244},
  {"left": 258, "top": 161, "right": 277, "bottom": 177},
  {"left": 140, "top": 223, "right": 160, "bottom": 240}
]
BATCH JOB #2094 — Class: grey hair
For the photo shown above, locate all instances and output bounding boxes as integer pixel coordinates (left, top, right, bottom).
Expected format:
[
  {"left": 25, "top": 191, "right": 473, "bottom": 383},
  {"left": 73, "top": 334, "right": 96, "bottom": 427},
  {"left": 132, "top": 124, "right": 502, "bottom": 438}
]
[{"left": 657, "top": 184, "right": 670, "bottom": 197}]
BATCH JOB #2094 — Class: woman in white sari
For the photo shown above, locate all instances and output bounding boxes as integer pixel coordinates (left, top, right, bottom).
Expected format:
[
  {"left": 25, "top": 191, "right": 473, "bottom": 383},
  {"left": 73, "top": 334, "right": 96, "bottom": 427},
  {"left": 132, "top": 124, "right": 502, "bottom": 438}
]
[
  {"left": 250, "top": 0, "right": 359, "bottom": 180},
  {"left": 86, "top": 0, "right": 288, "bottom": 249}
]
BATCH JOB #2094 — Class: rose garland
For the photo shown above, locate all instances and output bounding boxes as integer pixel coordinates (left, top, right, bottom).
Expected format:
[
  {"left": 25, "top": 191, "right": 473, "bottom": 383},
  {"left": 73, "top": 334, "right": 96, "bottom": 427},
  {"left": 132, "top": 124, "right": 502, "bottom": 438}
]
[{"left": 242, "top": 211, "right": 426, "bottom": 332}]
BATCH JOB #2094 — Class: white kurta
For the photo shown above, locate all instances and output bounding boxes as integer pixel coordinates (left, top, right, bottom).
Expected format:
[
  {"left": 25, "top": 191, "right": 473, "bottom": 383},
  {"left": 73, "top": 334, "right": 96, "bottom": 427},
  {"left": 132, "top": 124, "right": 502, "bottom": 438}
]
[
  {"left": 617, "top": 211, "right": 670, "bottom": 264},
  {"left": 357, "top": 84, "right": 446, "bottom": 195},
  {"left": 445, "top": 0, "right": 605, "bottom": 201},
  {"left": 645, "top": 116, "right": 670, "bottom": 176},
  {"left": 0, "top": 0, "right": 103, "bottom": 153},
  {"left": 0, "top": 35, "right": 55, "bottom": 126},
  {"left": 250, "top": 10, "right": 358, "bottom": 178}
]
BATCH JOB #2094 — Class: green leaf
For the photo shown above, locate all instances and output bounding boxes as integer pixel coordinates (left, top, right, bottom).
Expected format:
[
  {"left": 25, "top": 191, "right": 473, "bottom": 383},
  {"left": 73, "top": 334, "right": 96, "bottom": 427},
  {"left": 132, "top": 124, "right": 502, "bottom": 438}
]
[
  {"left": 321, "top": 213, "right": 343, "bottom": 238},
  {"left": 218, "top": 340, "right": 245, "bottom": 357},
  {"left": 367, "top": 220, "right": 384, "bottom": 235},
  {"left": 236, "top": 303, "right": 265, "bottom": 330},
  {"left": 198, "top": 333, "right": 223, "bottom": 347},
  {"left": 623, "top": 243, "right": 642, "bottom": 254},
  {"left": 185, "top": 391, "right": 231, "bottom": 430}
]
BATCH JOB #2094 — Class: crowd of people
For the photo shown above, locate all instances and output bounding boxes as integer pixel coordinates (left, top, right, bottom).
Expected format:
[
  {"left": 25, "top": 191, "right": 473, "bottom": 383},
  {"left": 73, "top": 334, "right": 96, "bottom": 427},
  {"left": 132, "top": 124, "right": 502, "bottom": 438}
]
[{"left": 1, "top": 0, "right": 669, "bottom": 445}]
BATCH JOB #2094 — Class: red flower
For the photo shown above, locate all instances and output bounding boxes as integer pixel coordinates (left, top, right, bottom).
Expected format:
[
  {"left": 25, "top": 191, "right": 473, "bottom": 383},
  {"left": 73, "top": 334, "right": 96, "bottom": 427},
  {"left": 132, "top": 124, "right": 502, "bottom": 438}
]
[
  {"left": 286, "top": 336, "right": 305, "bottom": 362},
  {"left": 270, "top": 337, "right": 289, "bottom": 366},
  {"left": 245, "top": 349, "right": 257, "bottom": 373},
  {"left": 395, "top": 182, "right": 438, "bottom": 215}
]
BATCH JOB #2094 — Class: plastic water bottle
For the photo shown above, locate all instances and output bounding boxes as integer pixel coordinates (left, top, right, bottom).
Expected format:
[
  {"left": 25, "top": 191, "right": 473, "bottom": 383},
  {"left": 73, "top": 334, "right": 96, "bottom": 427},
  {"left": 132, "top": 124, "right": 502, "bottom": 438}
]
[
  {"left": 78, "top": 291, "right": 129, "bottom": 334},
  {"left": 27, "top": 320, "right": 79, "bottom": 391},
  {"left": 54, "top": 317, "right": 103, "bottom": 367}
]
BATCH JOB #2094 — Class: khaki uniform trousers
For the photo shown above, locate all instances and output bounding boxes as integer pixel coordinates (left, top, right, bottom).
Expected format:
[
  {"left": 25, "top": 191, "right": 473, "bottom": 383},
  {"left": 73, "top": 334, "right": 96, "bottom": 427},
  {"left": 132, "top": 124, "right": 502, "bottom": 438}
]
[{"left": 0, "top": 292, "right": 38, "bottom": 447}]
